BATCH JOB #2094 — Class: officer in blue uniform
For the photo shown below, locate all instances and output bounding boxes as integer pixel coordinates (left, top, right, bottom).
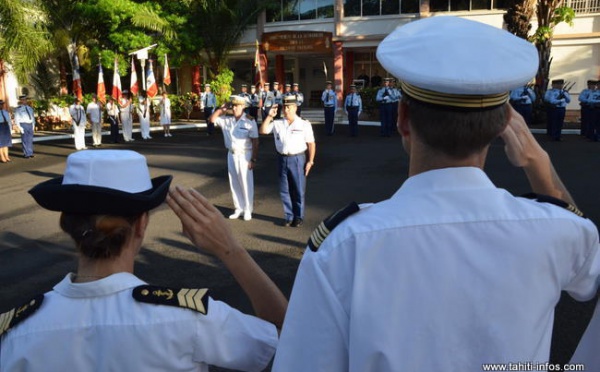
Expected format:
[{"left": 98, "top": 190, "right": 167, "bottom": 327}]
[
  {"left": 344, "top": 84, "right": 362, "bottom": 137},
  {"left": 201, "top": 84, "right": 217, "bottom": 135},
  {"left": 240, "top": 84, "right": 252, "bottom": 115},
  {"left": 14, "top": 95, "right": 36, "bottom": 158},
  {"left": 321, "top": 81, "right": 337, "bottom": 136},
  {"left": 249, "top": 85, "right": 260, "bottom": 120},
  {"left": 578, "top": 80, "right": 596, "bottom": 138},
  {"left": 544, "top": 79, "right": 571, "bottom": 141},
  {"left": 376, "top": 78, "right": 394, "bottom": 137},
  {"left": 273, "top": 82, "right": 283, "bottom": 119},
  {"left": 509, "top": 84, "right": 536, "bottom": 126},
  {"left": 261, "top": 82, "right": 274, "bottom": 121},
  {"left": 586, "top": 82, "right": 600, "bottom": 141},
  {"left": 293, "top": 83, "right": 304, "bottom": 117},
  {"left": 390, "top": 79, "right": 401, "bottom": 130}
]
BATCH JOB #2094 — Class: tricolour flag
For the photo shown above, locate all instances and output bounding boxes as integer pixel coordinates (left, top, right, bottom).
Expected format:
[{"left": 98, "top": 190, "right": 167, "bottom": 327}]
[
  {"left": 130, "top": 57, "right": 139, "bottom": 95},
  {"left": 73, "top": 55, "right": 83, "bottom": 101},
  {"left": 146, "top": 60, "right": 158, "bottom": 98},
  {"left": 163, "top": 54, "right": 171, "bottom": 86},
  {"left": 112, "top": 58, "right": 122, "bottom": 101},
  {"left": 254, "top": 40, "right": 265, "bottom": 85},
  {"left": 97, "top": 64, "right": 106, "bottom": 103}
]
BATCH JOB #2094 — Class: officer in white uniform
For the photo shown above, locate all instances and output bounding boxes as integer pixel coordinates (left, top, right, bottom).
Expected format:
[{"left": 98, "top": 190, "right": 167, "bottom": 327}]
[
  {"left": 210, "top": 95, "right": 259, "bottom": 221},
  {"left": 69, "top": 97, "right": 87, "bottom": 150},
  {"left": 1, "top": 149, "right": 286, "bottom": 371},
  {"left": 137, "top": 95, "right": 152, "bottom": 140},
  {"left": 260, "top": 95, "right": 316, "bottom": 227},
  {"left": 272, "top": 17, "right": 600, "bottom": 371},
  {"left": 14, "top": 95, "right": 35, "bottom": 158},
  {"left": 159, "top": 91, "right": 172, "bottom": 137},
  {"left": 86, "top": 93, "right": 103, "bottom": 147},
  {"left": 119, "top": 91, "right": 134, "bottom": 142}
]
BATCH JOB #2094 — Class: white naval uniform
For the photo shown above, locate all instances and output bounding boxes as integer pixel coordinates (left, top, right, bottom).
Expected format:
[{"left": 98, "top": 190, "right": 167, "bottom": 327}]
[
  {"left": 69, "top": 104, "right": 87, "bottom": 150},
  {"left": 137, "top": 100, "right": 151, "bottom": 139},
  {"left": 119, "top": 98, "right": 134, "bottom": 141},
  {"left": 570, "top": 299, "right": 600, "bottom": 367},
  {"left": 160, "top": 96, "right": 171, "bottom": 125},
  {"left": 86, "top": 101, "right": 102, "bottom": 146},
  {"left": 1, "top": 272, "right": 278, "bottom": 372},
  {"left": 272, "top": 167, "right": 600, "bottom": 372},
  {"left": 215, "top": 113, "right": 259, "bottom": 214}
]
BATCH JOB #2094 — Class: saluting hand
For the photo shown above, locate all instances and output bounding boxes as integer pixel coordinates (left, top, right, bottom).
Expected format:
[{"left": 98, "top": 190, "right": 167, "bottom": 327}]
[
  {"left": 500, "top": 105, "right": 546, "bottom": 169},
  {"left": 167, "top": 186, "right": 238, "bottom": 259}
]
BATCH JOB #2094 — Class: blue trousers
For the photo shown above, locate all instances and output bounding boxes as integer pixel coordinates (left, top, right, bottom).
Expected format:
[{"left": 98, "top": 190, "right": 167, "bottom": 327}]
[
  {"left": 513, "top": 103, "right": 533, "bottom": 126},
  {"left": 324, "top": 106, "right": 335, "bottom": 135},
  {"left": 277, "top": 153, "right": 306, "bottom": 221},
  {"left": 379, "top": 103, "right": 394, "bottom": 136},
  {"left": 581, "top": 106, "right": 592, "bottom": 138},
  {"left": 204, "top": 107, "right": 214, "bottom": 134},
  {"left": 347, "top": 107, "right": 359, "bottom": 136},
  {"left": 20, "top": 123, "right": 34, "bottom": 157},
  {"left": 108, "top": 116, "right": 119, "bottom": 143},
  {"left": 546, "top": 107, "right": 565, "bottom": 140}
]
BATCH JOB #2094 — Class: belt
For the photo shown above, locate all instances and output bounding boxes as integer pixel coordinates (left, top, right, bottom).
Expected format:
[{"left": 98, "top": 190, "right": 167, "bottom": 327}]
[
  {"left": 230, "top": 149, "right": 247, "bottom": 155},
  {"left": 324, "top": 105, "right": 334, "bottom": 108},
  {"left": 278, "top": 152, "right": 304, "bottom": 157},
  {"left": 347, "top": 106, "right": 359, "bottom": 109}
]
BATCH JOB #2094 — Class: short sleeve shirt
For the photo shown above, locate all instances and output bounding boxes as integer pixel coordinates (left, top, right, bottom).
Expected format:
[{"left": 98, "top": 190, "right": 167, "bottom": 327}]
[
  {"left": 86, "top": 102, "right": 102, "bottom": 123},
  {"left": 1, "top": 272, "right": 278, "bottom": 372},
  {"left": 263, "top": 116, "right": 314, "bottom": 155}
]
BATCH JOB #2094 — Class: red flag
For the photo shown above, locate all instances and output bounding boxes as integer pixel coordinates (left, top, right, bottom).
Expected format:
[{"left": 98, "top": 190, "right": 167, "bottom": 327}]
[
  {"left": 163, "top": 54, "right": 171, "bottom": 86},
  {"left": 130, "top": 57, "right": 139, "bottom": 95},
  {"left": 111, "top": 58, "right": 122, "bottom": 100},
  {"left": 72, "top": 55, "right": 83, "bottom": 101},
  {"left": 146, "top": 60, "right": 158, "bottom": 98},
  {"left": 97, "top": 64, "right": 106, "bottom": 103}
]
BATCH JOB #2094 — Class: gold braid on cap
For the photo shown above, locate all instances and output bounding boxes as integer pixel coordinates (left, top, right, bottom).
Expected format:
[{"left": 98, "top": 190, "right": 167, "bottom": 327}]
[{"left": 401, "top": 82, "right": 509, "bottom": 109}]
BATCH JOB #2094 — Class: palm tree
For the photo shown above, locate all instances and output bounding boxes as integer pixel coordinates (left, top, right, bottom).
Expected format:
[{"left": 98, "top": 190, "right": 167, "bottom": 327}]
[{"left": 0, "top": 0, "right": 51, "bottom": 91}]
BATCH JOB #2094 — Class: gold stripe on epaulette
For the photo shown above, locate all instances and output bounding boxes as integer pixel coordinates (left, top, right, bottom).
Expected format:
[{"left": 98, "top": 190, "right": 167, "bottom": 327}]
[
  {"left": 567, "top": 204, "right": 584, "bottom": 217},
  {"left": 310, "top": 222, "right": 330, "bottom": 248},
  {"left": 0, "top": 309, "right": 14, "bottom": 334},
  {"left": 177, "top": 288, "right": 208, "bottom": 314}
]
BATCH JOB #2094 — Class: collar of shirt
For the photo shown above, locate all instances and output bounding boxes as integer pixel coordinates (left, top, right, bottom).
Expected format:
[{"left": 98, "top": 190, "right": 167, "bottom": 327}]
[
  {"left": 53, "top": 272, "right": 145, "bottom": 298},
  {"left": 395, "top": 167, "right": 495, "bottom": 198}
]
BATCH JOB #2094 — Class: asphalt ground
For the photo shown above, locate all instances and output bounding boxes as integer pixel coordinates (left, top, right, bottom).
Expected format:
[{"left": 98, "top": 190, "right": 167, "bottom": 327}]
[{"left": 0, "top": 121, "right": 598, "bottom": 368}]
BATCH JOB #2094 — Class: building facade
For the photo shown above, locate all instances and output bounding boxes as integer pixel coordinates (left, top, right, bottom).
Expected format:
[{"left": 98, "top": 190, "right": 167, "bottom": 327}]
[{"left": 216, "top": 0, "right": 600, "bottom": 111}]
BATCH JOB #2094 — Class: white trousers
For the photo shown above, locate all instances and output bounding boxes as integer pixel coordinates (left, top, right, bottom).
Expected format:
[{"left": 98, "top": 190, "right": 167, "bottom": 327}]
[
  {"left": 227, "top": 151, "right": 254, "bottom": 213},
  {"left": 121, "top": 115, "right": 133, "bottom": 141},
  {"left": 73, "top": 122, "right": 86, "bottom": 150},
  {"left": 139, "top": 117, "right": 151, "bottom": 139},
  {"left": 91, "top": 121, "right": 102, "bottom": 145}
]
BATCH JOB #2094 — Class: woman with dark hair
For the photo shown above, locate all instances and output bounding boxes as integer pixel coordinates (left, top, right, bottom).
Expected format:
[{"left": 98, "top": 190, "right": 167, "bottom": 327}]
[{"left": 0, "top": 149, "right": 286, "bottom": 371}]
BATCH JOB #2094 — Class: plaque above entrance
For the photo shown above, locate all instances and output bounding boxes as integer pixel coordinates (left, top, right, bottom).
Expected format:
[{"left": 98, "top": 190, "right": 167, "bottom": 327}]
[{"left": 262, "top": 31, "right": 332, "bottom": 53}]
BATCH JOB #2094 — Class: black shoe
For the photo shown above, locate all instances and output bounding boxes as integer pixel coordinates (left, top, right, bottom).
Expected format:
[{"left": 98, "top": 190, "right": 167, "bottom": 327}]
[
  {"left": 283, "top": 220, "right": 293, "bottom": 227},
  {"left": 291, "top": 218, "right": 303, "bottom": 228}
]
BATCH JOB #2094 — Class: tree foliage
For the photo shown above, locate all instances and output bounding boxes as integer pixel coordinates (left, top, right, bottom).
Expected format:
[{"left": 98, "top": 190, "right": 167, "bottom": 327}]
[{"left": 0, "top": 0, "right": 51, "bottom": 82}]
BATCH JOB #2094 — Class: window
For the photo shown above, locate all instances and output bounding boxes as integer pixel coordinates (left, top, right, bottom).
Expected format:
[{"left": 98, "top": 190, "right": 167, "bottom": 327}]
[{"left": 267, "top": 0, "right": 334, "bottom": 22}]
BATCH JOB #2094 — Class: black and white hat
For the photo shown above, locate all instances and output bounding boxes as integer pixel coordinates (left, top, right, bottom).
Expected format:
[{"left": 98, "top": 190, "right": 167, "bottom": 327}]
[{"left": 29, "top": 150, "right": 172, "bottom": 216}]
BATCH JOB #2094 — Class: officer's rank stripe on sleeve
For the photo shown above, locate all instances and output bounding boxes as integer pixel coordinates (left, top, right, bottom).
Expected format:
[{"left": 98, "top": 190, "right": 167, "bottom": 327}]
[
  {"left": 0, "top": 294, "right": 44, "bottom": 337},
  {"left": 133, "top": 285, "right": 209, "bottom": 315},
  {"left": 308, "top": 202, "right": 360, "bottom": 252}
]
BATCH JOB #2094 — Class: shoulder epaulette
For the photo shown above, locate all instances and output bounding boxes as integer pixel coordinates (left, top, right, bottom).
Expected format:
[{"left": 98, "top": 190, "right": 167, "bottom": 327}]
[
  {"left": 0, "top": 294, "right": 44, "bottom": 337},
  {"left": 308, "top": 202, "right": 360, "bottom": 252},
  {"left": 521, "top": 193, "right": 585, "bottom": 218},
  {"left": 132, "top": 285, "right": 209, "bottom": 315}
]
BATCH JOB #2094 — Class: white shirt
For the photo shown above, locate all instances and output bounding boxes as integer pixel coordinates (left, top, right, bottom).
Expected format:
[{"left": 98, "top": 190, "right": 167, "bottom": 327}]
[
  {"left": 215, "top": 113, "right": 258, "bottom": 153},
  {"left": 69, "top": 104, "right": 86, "bottom": 125},
  {"left": 570, "top": 299, "right": 600, "bottom": 367},
  {"left": 160, "top": 97, "right": 171, "bottom": 124},
  {"left": 262, "top": 116, "right": 314, "bottom": 155},
  {"left": 14, "top": 105, "right": 34, "bottom": 124},
  {"left": 137, "top": 100, "right": 150, "bottom": 120},
  {"left": 86, "top": 102, "right": 102, "bottom": 123},
  {"left": 273, "top": 167, "right": 600, "bottom": 372},
  {"left": 106, "top": 101, "right": 119, "bottom": 116},
  {"left": 1, "top": 272, "right": 278, "bottom": 372}
]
